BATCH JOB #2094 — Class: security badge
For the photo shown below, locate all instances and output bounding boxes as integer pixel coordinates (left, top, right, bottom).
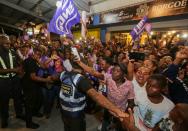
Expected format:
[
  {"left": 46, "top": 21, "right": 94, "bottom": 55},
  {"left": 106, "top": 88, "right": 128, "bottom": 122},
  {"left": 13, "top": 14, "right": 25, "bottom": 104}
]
[{"left": 61, "top": 83, "right": 73, "bottom": 96}]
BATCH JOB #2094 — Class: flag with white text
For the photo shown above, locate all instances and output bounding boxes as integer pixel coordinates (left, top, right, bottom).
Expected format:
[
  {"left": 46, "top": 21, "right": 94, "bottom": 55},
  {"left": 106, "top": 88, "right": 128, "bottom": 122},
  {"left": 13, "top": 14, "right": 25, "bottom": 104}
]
[
  {"left": 130, "top": 16, "right": 148, "bottom": 41},
  {"left": 48, "top": 0, "right": 80, "bottom": 36}
]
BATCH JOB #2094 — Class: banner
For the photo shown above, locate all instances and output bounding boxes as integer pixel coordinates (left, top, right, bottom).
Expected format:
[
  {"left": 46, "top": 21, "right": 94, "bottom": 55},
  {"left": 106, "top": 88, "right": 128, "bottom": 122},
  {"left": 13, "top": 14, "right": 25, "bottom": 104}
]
[
  {"left": 130, "top": 16, "right": 148, "bottom": 41},
  {"left": 48, "top": 0, "right": 80, "bottom": 36},
  {"left": 99, "top": 0, "right": 188, "bottom": 24}
]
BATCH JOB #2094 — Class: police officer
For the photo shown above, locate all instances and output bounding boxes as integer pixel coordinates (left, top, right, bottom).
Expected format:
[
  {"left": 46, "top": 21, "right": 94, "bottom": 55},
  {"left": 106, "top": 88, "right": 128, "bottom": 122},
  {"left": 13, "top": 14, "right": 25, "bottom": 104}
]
[
  {"left": 0, "top": 34, "right": 24, "bottom": 128},
  {"left": 51, "top": 53, "right": 127, "bottom": 131}
]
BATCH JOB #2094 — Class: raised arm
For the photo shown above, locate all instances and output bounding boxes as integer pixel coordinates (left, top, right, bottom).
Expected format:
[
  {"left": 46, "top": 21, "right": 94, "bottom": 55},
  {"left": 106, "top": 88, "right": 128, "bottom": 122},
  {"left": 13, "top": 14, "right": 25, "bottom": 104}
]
[
  {"left": 173, "top": 49, "right": 188, "bottom": 65},
  {"left": 0, "top": 67, "right": 21, "bottom": 74},
  {"left": 127, "top": 60, "right": 134, "bottom": 81},
  {"left": 77, "top": 61, "right": 104, "bottom": 80},
  {"left": 87, "top": 88, "right": 128, "bottom": 118}
]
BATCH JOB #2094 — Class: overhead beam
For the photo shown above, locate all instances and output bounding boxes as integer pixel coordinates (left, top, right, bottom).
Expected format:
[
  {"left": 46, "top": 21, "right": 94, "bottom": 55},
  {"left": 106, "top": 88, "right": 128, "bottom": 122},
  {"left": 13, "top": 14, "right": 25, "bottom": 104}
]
[
  {"left": 0, "top": 0, "right": 49, "bottom": 22},
  {"left": 43, "top": 8, "right": 54, "bottom": 15},
  {"left": 0, "top": 22, "right": 23, "bottom": 31},
  {"left": 73, "top": 0, "right": 90, "bottom": 12},
  {"left": 30, "top": 0, "right": 44, "bottom": 10},
  {"left": 89, "top": 0, "right": 107, "bottom": 5},
  {"left": 0, "top": 15, "right": 17, "bottom": 22},
  {"left": 16, "top": 0, "right": 23, "bottom": 5}
]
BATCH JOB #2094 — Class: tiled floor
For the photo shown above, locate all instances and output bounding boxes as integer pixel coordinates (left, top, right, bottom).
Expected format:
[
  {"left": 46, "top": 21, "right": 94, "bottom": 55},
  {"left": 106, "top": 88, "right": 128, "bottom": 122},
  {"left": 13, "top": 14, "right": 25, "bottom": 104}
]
[{"left": 0, "top": 106, "right": 101, "bottom": 131}]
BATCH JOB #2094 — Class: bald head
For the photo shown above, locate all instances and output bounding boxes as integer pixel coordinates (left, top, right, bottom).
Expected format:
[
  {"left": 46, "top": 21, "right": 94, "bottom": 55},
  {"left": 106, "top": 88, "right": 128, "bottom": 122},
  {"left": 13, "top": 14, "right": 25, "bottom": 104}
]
[{"left": 0, "top": 34, "right": 10, "bottom": 49}]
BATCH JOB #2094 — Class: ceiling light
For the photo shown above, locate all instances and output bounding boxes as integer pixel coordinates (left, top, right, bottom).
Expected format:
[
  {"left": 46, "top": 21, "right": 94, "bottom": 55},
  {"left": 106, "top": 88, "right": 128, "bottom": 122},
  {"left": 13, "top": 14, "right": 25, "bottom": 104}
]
[
  {"left": 56, "top": 1, "right": 62, "bottom": 8},
  {"left": 163, "top": 35, "right": 167, "bottom": 38},
  {"left": 76, "top": 40, "right": 79, "bottom": 43},
  {"left": 182, "top": 33, "right": 188, "bottom": 38}
]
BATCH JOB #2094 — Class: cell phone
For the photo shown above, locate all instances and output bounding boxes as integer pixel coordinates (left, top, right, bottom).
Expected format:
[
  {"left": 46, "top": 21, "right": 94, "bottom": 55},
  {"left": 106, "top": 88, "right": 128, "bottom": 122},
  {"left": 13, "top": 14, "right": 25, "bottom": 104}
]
[
  {"left": 71, "top": 47, "right": 80, "bottom": 61},
  {"left": 129, "top": 52, "right": 145, "bottom": 61}
]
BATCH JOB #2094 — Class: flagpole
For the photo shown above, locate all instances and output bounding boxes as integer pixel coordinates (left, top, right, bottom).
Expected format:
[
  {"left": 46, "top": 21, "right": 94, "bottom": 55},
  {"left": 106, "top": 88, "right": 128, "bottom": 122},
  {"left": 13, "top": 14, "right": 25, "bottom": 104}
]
[
  {"left": 128, "top": 38, "right": 133, "bottom": 51},
  {"left": 81, "top": 11, "right": 87, "bottom": 39},
  {"left": 1, "top": 28, "right": 5, "bottom": 34}
]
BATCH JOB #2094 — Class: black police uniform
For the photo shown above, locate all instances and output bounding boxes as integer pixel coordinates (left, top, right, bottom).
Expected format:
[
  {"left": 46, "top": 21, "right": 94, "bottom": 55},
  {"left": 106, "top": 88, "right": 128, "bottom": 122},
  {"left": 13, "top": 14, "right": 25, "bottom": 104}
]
[
  {"left": 22, "top": 56, "right": 43, "bottom": 128},
  {"left": 0, "top": 47, "right": 23, "bottom": 128}
]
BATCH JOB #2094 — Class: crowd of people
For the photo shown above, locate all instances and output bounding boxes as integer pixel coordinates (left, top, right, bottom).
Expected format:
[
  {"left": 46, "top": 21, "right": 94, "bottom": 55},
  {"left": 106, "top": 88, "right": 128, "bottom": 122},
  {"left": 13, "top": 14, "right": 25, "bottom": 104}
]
[{"left": 0, "top": 31, "right": 188, "bottom": 131}]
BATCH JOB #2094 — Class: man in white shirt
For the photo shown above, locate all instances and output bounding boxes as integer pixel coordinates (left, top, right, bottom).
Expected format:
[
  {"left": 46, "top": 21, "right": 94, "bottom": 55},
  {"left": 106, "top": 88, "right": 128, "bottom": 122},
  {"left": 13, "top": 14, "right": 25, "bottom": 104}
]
[{"left": 134, "top": 74, "right": 174, "bottom": 131}]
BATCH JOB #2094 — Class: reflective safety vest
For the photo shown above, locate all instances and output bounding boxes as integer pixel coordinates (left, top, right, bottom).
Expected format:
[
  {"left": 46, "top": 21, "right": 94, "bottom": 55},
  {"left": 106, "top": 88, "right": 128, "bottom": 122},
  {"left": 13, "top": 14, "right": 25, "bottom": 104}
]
[
  {"left": 0, "top": 50, "right": 16, "bottom": 78},
  {"left": 59, "top": 71, "right": 86, "bottom": 117}
]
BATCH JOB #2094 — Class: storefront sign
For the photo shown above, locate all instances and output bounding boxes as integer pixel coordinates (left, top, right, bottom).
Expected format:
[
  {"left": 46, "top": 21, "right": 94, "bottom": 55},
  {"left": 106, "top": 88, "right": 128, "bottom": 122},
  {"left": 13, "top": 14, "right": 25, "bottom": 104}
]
[{"left": 99, "top": 0, "right": 188, "bottom": 24}]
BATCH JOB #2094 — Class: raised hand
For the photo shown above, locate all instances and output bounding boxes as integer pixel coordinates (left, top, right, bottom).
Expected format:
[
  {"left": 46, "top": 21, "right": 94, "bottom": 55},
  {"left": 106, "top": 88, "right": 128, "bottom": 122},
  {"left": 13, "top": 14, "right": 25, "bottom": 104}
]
[
  {"left": 176, "top": 50, "right": 188, "bottom": 59},
  {"left": 73, "top": 55, "right": 81, "bottom": 64}
]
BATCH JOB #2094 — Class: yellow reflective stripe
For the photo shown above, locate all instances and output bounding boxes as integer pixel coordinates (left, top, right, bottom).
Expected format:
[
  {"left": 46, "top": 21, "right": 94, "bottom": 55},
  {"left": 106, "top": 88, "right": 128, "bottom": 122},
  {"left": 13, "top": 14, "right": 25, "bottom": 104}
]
[
  {"left": 0, "top": 73, "right": 16, "bottom": 78},
  {"left": 0, "top": 56, "right": 9, "bottom": 78},
  {"left": 0, "top": 51, "right": 16, "bottom": 78},
  {"left": 0, "top": 57, "right": 7, "bottom": 69},
  {"left": 9, "top": 51, "right": 16, "bottom": 76},
  {"left": 9, "top": 51, "right": 13, "bottom": 69},
  {"left": 0, "top": 75, "right": 9, "bottom": 78}
]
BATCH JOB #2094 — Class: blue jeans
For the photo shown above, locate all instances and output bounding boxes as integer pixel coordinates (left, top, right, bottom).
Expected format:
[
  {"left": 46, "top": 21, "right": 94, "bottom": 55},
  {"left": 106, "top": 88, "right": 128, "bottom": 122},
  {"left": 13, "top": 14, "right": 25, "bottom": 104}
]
[{"left": 42, "top": 85, "right": 60, "bottom": 115}]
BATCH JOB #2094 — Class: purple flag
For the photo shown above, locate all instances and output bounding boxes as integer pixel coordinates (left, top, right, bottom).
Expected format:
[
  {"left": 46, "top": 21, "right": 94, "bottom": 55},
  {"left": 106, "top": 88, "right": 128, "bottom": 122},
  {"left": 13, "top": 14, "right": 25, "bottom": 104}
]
[
  {"left": 130, "top": 16, "right": 148, "bottom": 41},
  {"left": 48, "top": 0, "right": 80, "bottom": 36}
]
